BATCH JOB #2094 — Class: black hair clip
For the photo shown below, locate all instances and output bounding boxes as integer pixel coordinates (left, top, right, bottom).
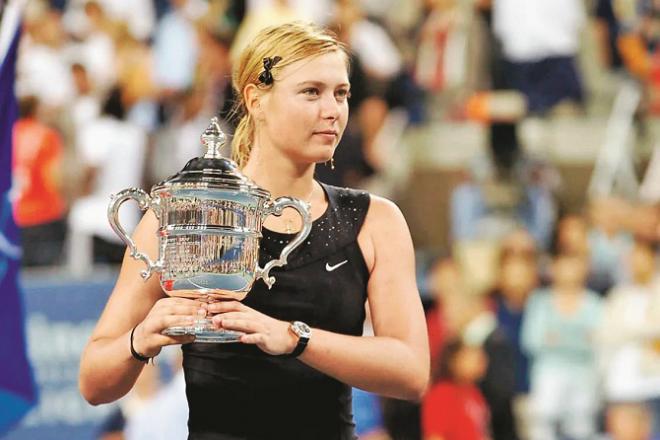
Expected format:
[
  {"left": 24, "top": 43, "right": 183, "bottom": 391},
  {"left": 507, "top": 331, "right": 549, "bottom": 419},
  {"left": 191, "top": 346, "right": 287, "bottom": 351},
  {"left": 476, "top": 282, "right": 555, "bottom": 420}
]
[{"left": 258, "top": 56, "right": 282, "bottom": 85}]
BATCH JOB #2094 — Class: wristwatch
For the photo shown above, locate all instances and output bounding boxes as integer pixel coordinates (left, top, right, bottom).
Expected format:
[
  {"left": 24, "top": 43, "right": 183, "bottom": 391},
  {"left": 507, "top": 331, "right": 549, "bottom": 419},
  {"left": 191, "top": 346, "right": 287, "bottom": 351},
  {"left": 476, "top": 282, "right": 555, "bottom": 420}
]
[{"left": 286, "top": 321, "right": 312, "bottom": 358}]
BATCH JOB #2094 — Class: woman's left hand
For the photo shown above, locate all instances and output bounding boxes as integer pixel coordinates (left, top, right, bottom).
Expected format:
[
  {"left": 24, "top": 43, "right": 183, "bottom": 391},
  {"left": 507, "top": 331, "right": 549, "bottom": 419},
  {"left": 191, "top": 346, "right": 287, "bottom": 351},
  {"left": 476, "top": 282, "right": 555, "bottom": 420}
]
[{"left": 207, "top": 301, "right": 297, "bottom": 355}]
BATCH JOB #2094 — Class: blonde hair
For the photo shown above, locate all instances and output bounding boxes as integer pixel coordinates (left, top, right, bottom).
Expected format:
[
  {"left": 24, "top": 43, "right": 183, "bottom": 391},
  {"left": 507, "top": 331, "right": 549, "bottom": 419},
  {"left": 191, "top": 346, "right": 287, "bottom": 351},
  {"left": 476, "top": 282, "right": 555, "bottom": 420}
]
[{"left": 230, "top": 22, "right": 349, "bottom": 168}]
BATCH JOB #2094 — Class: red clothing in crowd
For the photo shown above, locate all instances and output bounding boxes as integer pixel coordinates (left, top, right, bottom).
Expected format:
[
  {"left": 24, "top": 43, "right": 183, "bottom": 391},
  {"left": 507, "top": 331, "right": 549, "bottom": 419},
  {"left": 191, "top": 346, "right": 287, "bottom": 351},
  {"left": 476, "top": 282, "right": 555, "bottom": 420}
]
[
  {"left": 426, "top": 304, "right": 447, "bottom": 372},
  {"left": 422, "top": 381, "right": 490, "bottom": 440},
  {"left": 12, "top": 118, "right": 65, "bottom": 227}
]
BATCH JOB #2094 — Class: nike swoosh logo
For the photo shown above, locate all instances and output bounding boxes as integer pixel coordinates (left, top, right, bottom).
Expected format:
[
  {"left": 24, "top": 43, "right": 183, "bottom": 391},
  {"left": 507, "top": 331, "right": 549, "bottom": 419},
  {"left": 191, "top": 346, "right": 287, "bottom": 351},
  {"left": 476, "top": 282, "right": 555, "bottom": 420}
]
[{"left": 325, "top": 260, "right": 348, "bottom": 272}]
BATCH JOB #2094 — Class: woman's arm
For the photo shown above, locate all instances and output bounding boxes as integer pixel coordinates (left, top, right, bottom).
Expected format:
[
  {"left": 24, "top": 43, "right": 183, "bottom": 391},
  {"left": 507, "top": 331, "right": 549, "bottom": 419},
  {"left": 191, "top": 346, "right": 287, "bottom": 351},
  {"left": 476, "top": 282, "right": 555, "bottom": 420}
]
[
  {"left": 301, "top": 196, "right": 429, "bottom": 399},
  {"left": 79, "top": 211, "right": 199, "bottom": 405},
  {"left": 210, "top": 196, "right": 430, "bottom": 401}
]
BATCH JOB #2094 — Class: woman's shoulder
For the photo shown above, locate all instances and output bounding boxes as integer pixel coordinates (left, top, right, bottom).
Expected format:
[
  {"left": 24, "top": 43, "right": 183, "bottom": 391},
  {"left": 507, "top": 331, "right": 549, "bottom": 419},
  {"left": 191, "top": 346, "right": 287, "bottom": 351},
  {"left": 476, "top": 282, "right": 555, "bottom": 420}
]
[
  {"left": 363, "top": 193, "right": 406, "bottom": 227},
  {"left": 322, "top": 183, "right": 370, "bottom": 207},
  {"left": 320, "top": 183, "right": 405, "bottom": 225}
]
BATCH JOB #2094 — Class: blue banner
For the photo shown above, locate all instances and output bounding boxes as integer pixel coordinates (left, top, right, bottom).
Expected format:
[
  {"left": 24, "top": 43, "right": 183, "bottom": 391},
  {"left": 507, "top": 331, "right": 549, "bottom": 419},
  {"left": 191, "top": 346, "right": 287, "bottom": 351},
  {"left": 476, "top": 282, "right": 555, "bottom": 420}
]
[
  {"left": 0, "top": 5, "right": 38, "bottom": 435},
  {"left": 4, "top": 275, "right": 117, "bottom": 440}
]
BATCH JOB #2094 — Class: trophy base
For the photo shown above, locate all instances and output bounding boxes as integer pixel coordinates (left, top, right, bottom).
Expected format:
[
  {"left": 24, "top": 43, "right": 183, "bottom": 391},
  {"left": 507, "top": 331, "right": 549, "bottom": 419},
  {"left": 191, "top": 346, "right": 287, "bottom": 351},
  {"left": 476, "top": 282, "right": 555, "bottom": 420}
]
[{"left": 162, "top": 318, "right": 244, "bottom": 343}]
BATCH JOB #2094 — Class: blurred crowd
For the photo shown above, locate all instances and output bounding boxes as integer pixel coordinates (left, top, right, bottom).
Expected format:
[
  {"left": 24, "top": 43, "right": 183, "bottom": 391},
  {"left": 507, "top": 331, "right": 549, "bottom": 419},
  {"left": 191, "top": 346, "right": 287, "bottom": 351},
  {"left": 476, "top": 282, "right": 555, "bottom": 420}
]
[{"left": 10, "top": 0, "right": 660, "bottom": 439}]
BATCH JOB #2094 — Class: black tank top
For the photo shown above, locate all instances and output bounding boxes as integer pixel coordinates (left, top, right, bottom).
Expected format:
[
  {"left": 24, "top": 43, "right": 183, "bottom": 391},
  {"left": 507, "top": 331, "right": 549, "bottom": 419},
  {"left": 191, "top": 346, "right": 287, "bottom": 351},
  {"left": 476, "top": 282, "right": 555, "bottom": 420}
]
[{"left": 183, "top": 183, "right": 370, "bottom": 440}]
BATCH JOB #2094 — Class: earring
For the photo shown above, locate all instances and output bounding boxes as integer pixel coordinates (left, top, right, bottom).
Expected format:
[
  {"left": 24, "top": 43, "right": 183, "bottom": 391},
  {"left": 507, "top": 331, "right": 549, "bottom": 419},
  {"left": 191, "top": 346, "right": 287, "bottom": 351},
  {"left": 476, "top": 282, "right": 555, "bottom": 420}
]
[{"left": 326, "top": 158, "right": 335, "bottom": 170}]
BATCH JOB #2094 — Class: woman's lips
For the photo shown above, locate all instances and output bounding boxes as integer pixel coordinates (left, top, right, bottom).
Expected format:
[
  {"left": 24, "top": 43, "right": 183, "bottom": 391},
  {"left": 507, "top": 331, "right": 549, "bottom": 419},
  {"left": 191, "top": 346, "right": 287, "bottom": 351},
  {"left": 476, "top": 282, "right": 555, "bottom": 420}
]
[{"left": 313, "top": 131, "right": 338, "bottom": 141}]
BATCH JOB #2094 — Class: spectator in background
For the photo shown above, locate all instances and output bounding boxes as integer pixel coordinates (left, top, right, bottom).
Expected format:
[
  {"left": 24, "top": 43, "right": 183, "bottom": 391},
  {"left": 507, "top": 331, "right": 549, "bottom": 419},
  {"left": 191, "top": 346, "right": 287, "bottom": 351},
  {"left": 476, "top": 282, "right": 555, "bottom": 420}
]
[
  {"left": 555, "top": 205, "right": 633, "bottom": 296},
  {"left": 17, "top": 6, "right": 75, "bottom": 114},
  {"left": 11, "top": 96, "right": 67, "bottom": 266},
  {"left": 62, "top": 0, "right": 156, "bottom": 43},
  {"left": 554, "top": 214, "right": 590, "bottom": 257},
  {"left": 150, "top": 88, "right": 214, "bottom": 184},
  {"left": 522, "top": 252, "right": 603, "bottom": 440},
  {"left": 69, "top": 63, "right": 101, "bottom": 133},
  {"left": 588, "top": 197, "right": 634, "bottom": 295},
  {"left": 68, "top": 86, "right": 147, "bottom": 265},
  {"left": 450, "top": 129, "right": 556, "bottom": 248},
  {"left": 594, "top": 0, "right": 624, "bottom": 70},
  {"left": 425, "top": 255, "right": 463, "bottom": 372},
  {"left": 71, "top": 1, "right": 117, "bottom": 94},
  {"left": 352, "top": 387, "right": 390, "bottom": 440},
  {"left": 616, "top": 0, "right": 660, "bottom": 113},
  {"left": 460, "top": 291, "right": 518, "bottom": 440},
  {"left": 605, "top": 401, "right": 658, "bottom": 440},
  {"left": 492, "top": 0, "right": 586, "bottom": 114},
  {"left": 598, "top": 239, "right": 660, "bottom": 436},
  {"left": 491, "top": 247, "right": 538, "bottom": 438},
  {"left": 152, "top": 0, "right": 202, "bottom": 122},
  {"left": 554, "top": 213, "right": 607, "bottom": 294},
  {"left": 114, "top": 25, "right": 158, "bottom": 130},
  {"left": 422, "top": 338, "right": 491, "bottom": 440},
  {"left": 415, "top": 0, "right": 461, "bottom": 94},
  {"left": 425, "top": 252, "right": 518, "bottom": 440}
]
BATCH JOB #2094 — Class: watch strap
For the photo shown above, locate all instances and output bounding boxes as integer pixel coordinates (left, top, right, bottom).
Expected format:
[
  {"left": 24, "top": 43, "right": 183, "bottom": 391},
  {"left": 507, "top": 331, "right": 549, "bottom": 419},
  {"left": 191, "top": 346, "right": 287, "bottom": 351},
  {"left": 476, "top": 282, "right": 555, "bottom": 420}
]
[{"left": 287, "top": 336, "right": 309, "bottom": 358}]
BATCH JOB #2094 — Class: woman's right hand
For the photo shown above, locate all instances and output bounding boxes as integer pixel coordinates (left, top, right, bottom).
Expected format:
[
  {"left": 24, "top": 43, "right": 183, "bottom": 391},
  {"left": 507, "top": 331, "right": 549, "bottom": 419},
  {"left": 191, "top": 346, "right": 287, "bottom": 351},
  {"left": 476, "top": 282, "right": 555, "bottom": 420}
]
[{"left": 131, "top": 297, "right": 206, "bottom": 358}]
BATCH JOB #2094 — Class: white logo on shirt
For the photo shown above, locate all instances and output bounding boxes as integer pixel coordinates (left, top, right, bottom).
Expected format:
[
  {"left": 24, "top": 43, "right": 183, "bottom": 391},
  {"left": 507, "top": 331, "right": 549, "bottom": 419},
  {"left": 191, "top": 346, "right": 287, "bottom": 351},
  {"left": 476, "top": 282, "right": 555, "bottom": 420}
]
[{"left": 325, "top": 260, "right": 348, "bottom": 272}]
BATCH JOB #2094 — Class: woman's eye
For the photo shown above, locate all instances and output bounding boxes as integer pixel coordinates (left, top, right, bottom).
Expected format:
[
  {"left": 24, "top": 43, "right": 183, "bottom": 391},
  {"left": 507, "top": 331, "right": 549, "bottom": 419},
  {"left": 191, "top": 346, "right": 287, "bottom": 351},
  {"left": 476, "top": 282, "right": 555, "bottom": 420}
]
[
  {"left": 302, "top": 88, "right": 320, "bottom": 96},
  {"left": 336, "top": 89, "right": 351, "bottom": 101}
]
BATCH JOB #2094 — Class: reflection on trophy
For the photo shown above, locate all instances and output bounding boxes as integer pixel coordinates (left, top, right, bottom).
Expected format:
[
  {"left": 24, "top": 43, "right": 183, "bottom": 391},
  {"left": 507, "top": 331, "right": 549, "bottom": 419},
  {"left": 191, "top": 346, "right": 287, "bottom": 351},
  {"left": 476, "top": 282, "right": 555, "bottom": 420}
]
[{"left": 107, "top": 117, "right": 312, "bottom": 342}]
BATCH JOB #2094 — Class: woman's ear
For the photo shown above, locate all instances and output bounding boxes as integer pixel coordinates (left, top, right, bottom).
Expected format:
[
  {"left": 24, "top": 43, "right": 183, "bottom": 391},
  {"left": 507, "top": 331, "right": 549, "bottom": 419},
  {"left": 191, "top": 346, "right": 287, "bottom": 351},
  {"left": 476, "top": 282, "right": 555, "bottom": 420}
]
[{"left": 244, "top": 84, "right": 265, "bottom": 122}]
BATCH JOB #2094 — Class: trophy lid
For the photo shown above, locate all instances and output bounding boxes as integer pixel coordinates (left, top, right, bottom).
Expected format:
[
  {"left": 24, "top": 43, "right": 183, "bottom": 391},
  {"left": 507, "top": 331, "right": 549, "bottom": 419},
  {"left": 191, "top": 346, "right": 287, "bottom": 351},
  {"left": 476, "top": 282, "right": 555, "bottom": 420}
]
[{"left": 152, "top": 117, "right": 268, "bottom": 196}]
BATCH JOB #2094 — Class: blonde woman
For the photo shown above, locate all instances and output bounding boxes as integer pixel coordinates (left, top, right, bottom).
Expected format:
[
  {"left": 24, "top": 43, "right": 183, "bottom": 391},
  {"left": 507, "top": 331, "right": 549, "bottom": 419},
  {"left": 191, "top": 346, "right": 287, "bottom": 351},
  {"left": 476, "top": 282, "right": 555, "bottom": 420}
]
[{"left": 79, "top": 22, "right": 429, "bottom": 439}]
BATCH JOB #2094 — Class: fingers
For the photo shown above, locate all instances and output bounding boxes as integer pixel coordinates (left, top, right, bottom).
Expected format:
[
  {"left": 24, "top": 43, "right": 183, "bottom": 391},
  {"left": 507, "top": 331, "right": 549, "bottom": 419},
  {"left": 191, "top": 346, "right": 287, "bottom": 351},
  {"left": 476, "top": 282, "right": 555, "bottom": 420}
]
[
  {"left": 154, "top": 334, "right": 196, "bottom": 347},
  {"left": 207, "top": 301, "right": 246, "bottom": 314},
  {"left": 155, "top": 304, "right": 206, "bottom": 317},
  {"left": 210, "top": 312, "right": 249, "bottom": 327},
  {"left": 158, "top": 314, "right": 198, "bottom": 330},
  {"left": 218, "top": 318, "right": 266, "bottom": 335}
]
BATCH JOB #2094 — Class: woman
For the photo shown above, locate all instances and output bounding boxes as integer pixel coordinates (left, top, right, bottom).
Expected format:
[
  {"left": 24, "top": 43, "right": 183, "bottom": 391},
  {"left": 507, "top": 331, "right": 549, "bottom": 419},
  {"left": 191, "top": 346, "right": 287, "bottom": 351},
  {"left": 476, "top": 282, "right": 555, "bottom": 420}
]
[
  {"left": 79, "top": 22, "right": 429, "bottom": 439},
  {"left": 422, "top": 339, "right": 491, "bottom": 440}
]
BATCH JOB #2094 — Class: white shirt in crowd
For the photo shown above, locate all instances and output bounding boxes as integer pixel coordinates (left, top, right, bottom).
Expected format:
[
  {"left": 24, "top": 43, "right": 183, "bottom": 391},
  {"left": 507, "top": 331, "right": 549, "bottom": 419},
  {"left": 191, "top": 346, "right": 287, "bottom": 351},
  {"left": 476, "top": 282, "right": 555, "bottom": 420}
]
[
  {"left": 598, "top": 281, "right": 660, "bottom": 402},
  {"left": 69, "top": 116, "right": 146, "bottom": 242},
  {"left": 493, "top": 0, "right": 586, "bottom": 62}
]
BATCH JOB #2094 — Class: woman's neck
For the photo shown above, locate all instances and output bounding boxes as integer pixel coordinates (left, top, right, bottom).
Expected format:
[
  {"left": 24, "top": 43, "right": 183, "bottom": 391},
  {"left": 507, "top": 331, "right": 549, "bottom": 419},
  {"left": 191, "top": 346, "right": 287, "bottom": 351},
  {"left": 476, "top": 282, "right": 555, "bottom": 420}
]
[{"left": 241, "top": 144, "right": 317, "bottom": 200}]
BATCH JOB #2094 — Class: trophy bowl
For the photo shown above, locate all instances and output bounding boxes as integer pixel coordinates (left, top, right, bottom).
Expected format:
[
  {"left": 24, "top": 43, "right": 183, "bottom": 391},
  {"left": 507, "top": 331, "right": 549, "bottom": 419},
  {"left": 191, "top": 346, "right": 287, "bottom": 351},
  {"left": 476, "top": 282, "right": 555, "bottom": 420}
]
[{"left": 107, "top": 118, "right": 312, "bottom": 342}]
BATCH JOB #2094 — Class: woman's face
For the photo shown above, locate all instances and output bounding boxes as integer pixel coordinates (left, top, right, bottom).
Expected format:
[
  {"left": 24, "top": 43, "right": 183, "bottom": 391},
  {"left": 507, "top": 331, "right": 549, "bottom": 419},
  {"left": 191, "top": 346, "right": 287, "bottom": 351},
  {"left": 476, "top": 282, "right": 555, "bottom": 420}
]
[{"left": 259, "top": 51, "right": 350, "bottom": 165}]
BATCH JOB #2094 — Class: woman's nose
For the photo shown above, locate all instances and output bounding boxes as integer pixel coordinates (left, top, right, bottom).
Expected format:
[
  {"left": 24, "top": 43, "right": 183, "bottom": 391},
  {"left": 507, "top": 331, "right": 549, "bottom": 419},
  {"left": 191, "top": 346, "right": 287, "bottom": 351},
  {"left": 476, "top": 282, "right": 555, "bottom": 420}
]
[{"left": 320, "top": 93, "right": 341, "bottom": 119}]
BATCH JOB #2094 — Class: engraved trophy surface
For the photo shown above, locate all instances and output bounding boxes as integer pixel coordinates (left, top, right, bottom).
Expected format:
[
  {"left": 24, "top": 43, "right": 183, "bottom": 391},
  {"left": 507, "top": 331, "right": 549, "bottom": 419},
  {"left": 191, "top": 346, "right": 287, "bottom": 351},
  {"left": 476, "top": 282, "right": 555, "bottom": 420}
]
[{"left": 107, "top": 118, "right": 312, "bottom": 342}]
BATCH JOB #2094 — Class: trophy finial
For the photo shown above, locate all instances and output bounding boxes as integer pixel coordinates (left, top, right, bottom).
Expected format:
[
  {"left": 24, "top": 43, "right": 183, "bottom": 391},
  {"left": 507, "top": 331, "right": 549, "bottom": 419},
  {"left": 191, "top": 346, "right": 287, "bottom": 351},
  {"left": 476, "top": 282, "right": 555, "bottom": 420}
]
[{"left": 202, "top": 117, "right": 226, "bottom": 159}]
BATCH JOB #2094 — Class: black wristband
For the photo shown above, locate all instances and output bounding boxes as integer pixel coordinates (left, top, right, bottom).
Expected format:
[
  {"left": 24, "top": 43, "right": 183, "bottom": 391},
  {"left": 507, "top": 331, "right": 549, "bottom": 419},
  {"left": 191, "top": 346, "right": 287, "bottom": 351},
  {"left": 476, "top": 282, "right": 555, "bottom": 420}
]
[{"left": 130, "top": 325, "right": 151, "bottom": 363}]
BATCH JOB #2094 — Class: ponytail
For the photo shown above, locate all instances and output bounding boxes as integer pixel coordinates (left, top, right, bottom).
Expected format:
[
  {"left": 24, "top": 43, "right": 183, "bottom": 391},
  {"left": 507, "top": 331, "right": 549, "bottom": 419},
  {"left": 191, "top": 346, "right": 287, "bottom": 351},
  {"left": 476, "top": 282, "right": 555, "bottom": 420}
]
[{"left": 231, "top": 113, "right": 254, "bottom": 169}]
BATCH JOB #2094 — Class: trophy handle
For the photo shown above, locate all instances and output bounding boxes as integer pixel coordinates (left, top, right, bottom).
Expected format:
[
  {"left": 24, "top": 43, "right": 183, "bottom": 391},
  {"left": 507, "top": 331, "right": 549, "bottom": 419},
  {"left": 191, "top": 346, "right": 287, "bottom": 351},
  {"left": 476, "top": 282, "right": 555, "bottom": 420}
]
[
  {"left": 256, "top": 197, "right": 312, "bottom": 289},
  {"left": 107, "top": 188, "right": 164, "bottom": 280}
]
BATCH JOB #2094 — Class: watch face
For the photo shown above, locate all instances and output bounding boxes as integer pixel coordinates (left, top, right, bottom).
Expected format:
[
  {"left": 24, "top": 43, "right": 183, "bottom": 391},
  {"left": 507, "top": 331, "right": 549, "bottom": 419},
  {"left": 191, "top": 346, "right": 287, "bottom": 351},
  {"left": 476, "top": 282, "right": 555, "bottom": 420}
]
[{"left": 292, "top": 321, "right": 311, "bottom": 338}]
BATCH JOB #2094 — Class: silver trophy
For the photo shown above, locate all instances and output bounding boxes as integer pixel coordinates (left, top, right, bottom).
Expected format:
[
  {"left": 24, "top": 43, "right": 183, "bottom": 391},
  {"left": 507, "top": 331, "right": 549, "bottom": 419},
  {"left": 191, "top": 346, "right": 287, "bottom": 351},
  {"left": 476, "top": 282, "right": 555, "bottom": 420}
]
[{"left": 107, "top": 117, "right": 312, "bottom": 342}]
